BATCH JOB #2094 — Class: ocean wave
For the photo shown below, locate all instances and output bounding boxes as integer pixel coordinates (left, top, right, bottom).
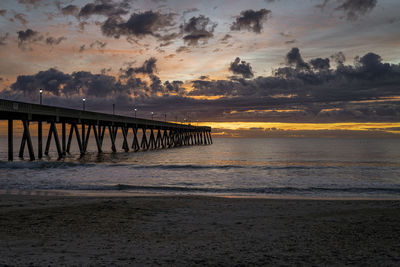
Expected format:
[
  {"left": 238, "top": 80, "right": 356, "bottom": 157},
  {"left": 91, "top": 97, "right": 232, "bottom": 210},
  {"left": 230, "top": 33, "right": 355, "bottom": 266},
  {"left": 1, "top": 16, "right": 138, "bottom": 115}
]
[
  {"left": 126, "top": 164, "right": 344, "bottom": 170},
  {"left": 2, "top": 182, "right": 400, "bottom": 195},
  {"left": 1, "top": 160, "right": 397, "bottom": 171},
  {"left": 113, "top": 184, "right": 400, "bottom": 195},
  {"left": 0, "top": 161, "right": 97, "bottom": 169}
]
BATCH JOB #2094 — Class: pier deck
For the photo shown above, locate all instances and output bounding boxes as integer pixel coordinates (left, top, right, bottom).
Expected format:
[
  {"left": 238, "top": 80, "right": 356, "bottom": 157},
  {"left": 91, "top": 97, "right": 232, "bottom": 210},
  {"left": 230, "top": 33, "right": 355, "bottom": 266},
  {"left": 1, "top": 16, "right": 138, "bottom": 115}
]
[{"left": 0, "top": 99, "right": 212, "bottom": 161}]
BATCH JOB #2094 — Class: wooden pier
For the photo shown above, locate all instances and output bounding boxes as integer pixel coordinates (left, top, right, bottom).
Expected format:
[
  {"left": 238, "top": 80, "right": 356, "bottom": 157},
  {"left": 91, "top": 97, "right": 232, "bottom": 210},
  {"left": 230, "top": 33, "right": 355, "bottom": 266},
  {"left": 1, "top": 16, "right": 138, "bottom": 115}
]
[{"left": 0, "top": 99, "right": 212, "bottom": 161}]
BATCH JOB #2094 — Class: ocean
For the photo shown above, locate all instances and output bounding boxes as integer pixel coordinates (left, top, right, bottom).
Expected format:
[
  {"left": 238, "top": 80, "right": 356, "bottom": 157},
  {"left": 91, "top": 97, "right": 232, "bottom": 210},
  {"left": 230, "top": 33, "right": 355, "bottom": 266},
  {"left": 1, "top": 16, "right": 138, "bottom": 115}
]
[{"left": 1, "top": 136, "right": 400, "bottom": 198}]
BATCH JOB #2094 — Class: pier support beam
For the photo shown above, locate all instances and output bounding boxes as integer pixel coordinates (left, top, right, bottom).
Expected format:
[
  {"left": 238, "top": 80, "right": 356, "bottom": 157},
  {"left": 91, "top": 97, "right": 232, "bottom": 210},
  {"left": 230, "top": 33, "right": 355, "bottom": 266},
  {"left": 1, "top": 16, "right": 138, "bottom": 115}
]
[
  {"left": 8, "top": 119, "right": 13, "bottom": 161},
  {"left": 99, "top": 125, "right": 105, "bottom": 147},
  {"left": 84, "top": 125, "right": 91, "bottom": 152},
  {"left": 66, "top": 123, "right": 83, "bottom": 154},
  {"left": 38, "top": 121, "right": 42, "bottom": 159},
  {"left": 162, "top": 129, "right": 168, "bottom": 148},
  {"left": 132, "top": 127, "right": 140, "bottom": 151},
  {"left": 108, "top": 125, "right": 117, "bottom": 152},
  {"left": 45, "top": 122, "right": 63, "bottom": 159},
  {"left": 141, "top": 127, "right": 148, "bottom": 150},
  {"left": 121, "top": 126, "right": 129, "bottom": 152},
  {"left": 62, "top": 122, "right": 66, "bottom": 155},
  {"left": 92, "top": 125, "right": 102, "bottom": 153},
  {"left": 19, "top": 120, "right": 35, "bottom": 161},
  {"left": 81, "top": 124, "right": 86, "bottom": 153},
  {"left": 149, "top": 129, "right": 156, "bottom": 149}
]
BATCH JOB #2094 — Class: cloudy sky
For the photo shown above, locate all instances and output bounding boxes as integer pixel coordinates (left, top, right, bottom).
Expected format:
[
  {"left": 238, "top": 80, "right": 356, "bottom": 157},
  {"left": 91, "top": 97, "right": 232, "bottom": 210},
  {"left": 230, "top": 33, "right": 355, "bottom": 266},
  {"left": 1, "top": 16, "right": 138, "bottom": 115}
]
[{"left": 1, "top": 0, "right": 400, "bottom": 137}]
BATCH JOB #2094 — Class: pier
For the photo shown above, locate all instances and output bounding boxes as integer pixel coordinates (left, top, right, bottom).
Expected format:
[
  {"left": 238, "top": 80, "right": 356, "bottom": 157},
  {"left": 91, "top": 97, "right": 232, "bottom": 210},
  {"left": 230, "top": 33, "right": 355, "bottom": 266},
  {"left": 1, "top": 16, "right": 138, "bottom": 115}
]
[{"left": 0, "top": 99, "right": 212, "bottom": 161}]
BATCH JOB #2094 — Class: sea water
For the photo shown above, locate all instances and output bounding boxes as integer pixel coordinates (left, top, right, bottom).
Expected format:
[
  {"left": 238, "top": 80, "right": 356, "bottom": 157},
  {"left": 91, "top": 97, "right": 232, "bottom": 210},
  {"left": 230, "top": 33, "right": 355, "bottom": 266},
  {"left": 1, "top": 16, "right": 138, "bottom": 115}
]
[{"left": 1, "top": 136, "right": 400, "bottom": 198}]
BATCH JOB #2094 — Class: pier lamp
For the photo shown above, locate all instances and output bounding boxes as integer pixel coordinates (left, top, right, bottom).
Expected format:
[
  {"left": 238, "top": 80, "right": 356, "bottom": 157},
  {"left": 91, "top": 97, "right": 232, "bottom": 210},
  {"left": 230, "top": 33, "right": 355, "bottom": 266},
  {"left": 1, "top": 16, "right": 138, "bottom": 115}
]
[
  {"left": 164, "top": 113, "right": 167, "bottom": 122},
  {"left": 134, "top": 108, "right": 137, "bottom": 118},
  {"left": 151, "top": 111, "right": 154, "bottom": 120},
  {"left": 82, "top": 98, "right": 86, "bottom": 111},
  {"left": 39, "top": 89, "right": 43, "bottom": 105}
]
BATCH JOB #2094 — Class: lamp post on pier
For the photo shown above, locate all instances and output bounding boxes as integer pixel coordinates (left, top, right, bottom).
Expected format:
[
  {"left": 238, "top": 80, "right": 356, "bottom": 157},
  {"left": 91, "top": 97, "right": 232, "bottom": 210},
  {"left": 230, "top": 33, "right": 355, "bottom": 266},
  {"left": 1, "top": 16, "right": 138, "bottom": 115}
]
[
  {"left": 82, "top": 98, "right": 86, "bottom": 111},
  {"left": 39, "top": 89, "right": 43, "bottom": 105},
  {"left": 134, "top": 108, "right": 137, "bottom": 118},
  {"left": 151, "top": 112, "right": 154, "bottom": 120}
]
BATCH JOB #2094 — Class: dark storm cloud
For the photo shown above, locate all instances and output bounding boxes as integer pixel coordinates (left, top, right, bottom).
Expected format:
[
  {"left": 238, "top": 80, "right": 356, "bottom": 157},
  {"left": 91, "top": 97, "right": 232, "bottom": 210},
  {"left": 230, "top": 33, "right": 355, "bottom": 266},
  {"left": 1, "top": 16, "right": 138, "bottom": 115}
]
[
  {"left": 335, "top": 0, "right": 377, "bottom": 20},
  {"left": 8, "top": 68, "right": 133, "bottom": 99},
  {"left": 2, "top": 56, "right": 195, "bottom": 114},
  {"left": 3, "top": 59, "right": 191, "bottom": 113},
  {"left": 229, "top": 57, "right": 254, "bottom": 79},
  {"left": 181, "top": 15, "right": 217, "bottom": 46},
  {"left": 101, "top": 10, "right": 176, "bottom": 40},
  {"left": 230, "top": 9, "right": 271, "bottom": 33},
  {"left": 17, "top": 28, "right": 43, "bottom": 49},
  {"left": 17, "top": 29, "right": 66, "bottom": 49},
  {"left": 164, "top": 81, "right": 185, "bottom": 96},
  {"left": 132, "top": 57, "right": 157, "bottom": 74},
  {"left": 45, "top": 36, "right": 67, "bottom": 46},
  {"left": 61, "top": 5, "right": 79, "bottom": 16},
  {"left": 0, "top": 33, "right": 9, "bottom": 46},
  {"left": 331, "top": 51, "right": 346, "bottom": 65},
  {"left": 353, "top": 52, "right": 391, "bottom": 80},
  {"left": 120, "top": 57, "right": 157, "bottom": 79},
  {"left": 310, "top": 58, "right": 330, "bottom": 71},
  {"left": 78, "top": 1, "right": 129, "bottom": 18},
  {"left": 286, "top": 47, "right": 310, "bottom": 70}
]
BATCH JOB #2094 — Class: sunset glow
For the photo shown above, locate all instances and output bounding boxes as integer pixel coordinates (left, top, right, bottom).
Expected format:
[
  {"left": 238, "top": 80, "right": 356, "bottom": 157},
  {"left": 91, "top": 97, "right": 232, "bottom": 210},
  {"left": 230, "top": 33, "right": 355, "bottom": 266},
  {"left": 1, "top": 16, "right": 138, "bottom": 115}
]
[
  {"left": 0, "top": 0, "right": 399, "bottom": 137},
  {"left": 198, "top": 122, "right": 400, "bottom": 132}
]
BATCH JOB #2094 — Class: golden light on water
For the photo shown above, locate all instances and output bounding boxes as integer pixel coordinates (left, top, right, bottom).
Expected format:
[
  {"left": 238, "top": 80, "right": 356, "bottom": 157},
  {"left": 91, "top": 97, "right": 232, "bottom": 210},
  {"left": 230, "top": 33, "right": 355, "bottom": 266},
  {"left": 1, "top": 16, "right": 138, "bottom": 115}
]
[{"left": 197, "top": 122, "right": 400, "bottom": 133}]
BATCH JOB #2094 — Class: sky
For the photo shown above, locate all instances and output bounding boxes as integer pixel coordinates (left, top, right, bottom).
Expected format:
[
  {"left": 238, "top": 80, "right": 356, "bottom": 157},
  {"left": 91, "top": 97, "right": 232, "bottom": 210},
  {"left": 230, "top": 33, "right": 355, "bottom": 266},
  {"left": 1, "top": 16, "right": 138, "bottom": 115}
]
[{"left": 0, "top": 0, "right": 400, "bottom": 137}]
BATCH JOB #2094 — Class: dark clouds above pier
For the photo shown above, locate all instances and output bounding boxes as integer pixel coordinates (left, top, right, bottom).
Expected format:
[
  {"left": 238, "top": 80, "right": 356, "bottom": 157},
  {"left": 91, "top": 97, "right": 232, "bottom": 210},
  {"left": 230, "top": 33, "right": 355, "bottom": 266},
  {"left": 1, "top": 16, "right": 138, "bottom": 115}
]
[
  {"left": 0, "top": 0, "right": 400, "bottom": 129},
  {"left": 3, "top": 47, "right": 400, "bottom": 124}
]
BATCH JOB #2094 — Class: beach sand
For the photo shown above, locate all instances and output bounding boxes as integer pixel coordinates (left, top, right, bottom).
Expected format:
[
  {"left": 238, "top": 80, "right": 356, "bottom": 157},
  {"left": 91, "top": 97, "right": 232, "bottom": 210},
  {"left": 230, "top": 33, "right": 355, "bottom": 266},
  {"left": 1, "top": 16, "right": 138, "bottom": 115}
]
[{"left": 1, "top": 194, "right": 400, "bottom": 266}]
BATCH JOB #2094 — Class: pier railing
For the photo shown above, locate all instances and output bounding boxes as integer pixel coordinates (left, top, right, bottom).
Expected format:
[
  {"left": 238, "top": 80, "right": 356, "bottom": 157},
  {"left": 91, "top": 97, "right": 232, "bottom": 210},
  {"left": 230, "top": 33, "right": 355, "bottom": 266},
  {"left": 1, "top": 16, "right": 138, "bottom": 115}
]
[{"left": 0, "top": 99, "right": 212, "bottom": 161}]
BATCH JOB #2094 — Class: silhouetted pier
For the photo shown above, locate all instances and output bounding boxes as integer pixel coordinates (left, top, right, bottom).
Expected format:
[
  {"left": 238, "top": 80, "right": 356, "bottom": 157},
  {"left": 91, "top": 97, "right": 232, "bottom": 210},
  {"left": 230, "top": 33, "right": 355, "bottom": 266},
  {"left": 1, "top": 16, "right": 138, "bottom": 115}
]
[{"left": 0, "top": 99, "right": 212, "bottom": 161}]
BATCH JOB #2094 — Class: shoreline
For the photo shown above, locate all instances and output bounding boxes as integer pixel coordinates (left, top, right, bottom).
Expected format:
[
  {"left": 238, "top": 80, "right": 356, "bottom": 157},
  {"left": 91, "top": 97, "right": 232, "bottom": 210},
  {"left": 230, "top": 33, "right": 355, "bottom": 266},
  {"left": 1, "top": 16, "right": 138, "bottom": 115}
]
[
  {"left": 1, "top": 194, "right": 400, "bottom": 265},
  {"left": 2, "top": 188, "right": 400, "bottom": 201}
]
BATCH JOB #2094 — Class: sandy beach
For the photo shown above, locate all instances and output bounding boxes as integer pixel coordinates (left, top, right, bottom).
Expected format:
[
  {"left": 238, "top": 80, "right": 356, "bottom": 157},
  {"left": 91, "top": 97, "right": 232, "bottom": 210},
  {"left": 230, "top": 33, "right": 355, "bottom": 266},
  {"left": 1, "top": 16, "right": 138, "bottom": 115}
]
[{"left": 0, "top": 193, "right": 400, "bottom": 266}]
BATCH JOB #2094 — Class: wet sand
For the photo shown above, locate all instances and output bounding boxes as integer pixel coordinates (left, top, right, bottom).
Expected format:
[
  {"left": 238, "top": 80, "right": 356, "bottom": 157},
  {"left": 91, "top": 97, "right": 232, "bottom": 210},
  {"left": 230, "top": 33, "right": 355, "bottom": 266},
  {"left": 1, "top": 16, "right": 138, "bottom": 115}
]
[{"left": 1, "top": 194, "right": 400, "bottom": 266}]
